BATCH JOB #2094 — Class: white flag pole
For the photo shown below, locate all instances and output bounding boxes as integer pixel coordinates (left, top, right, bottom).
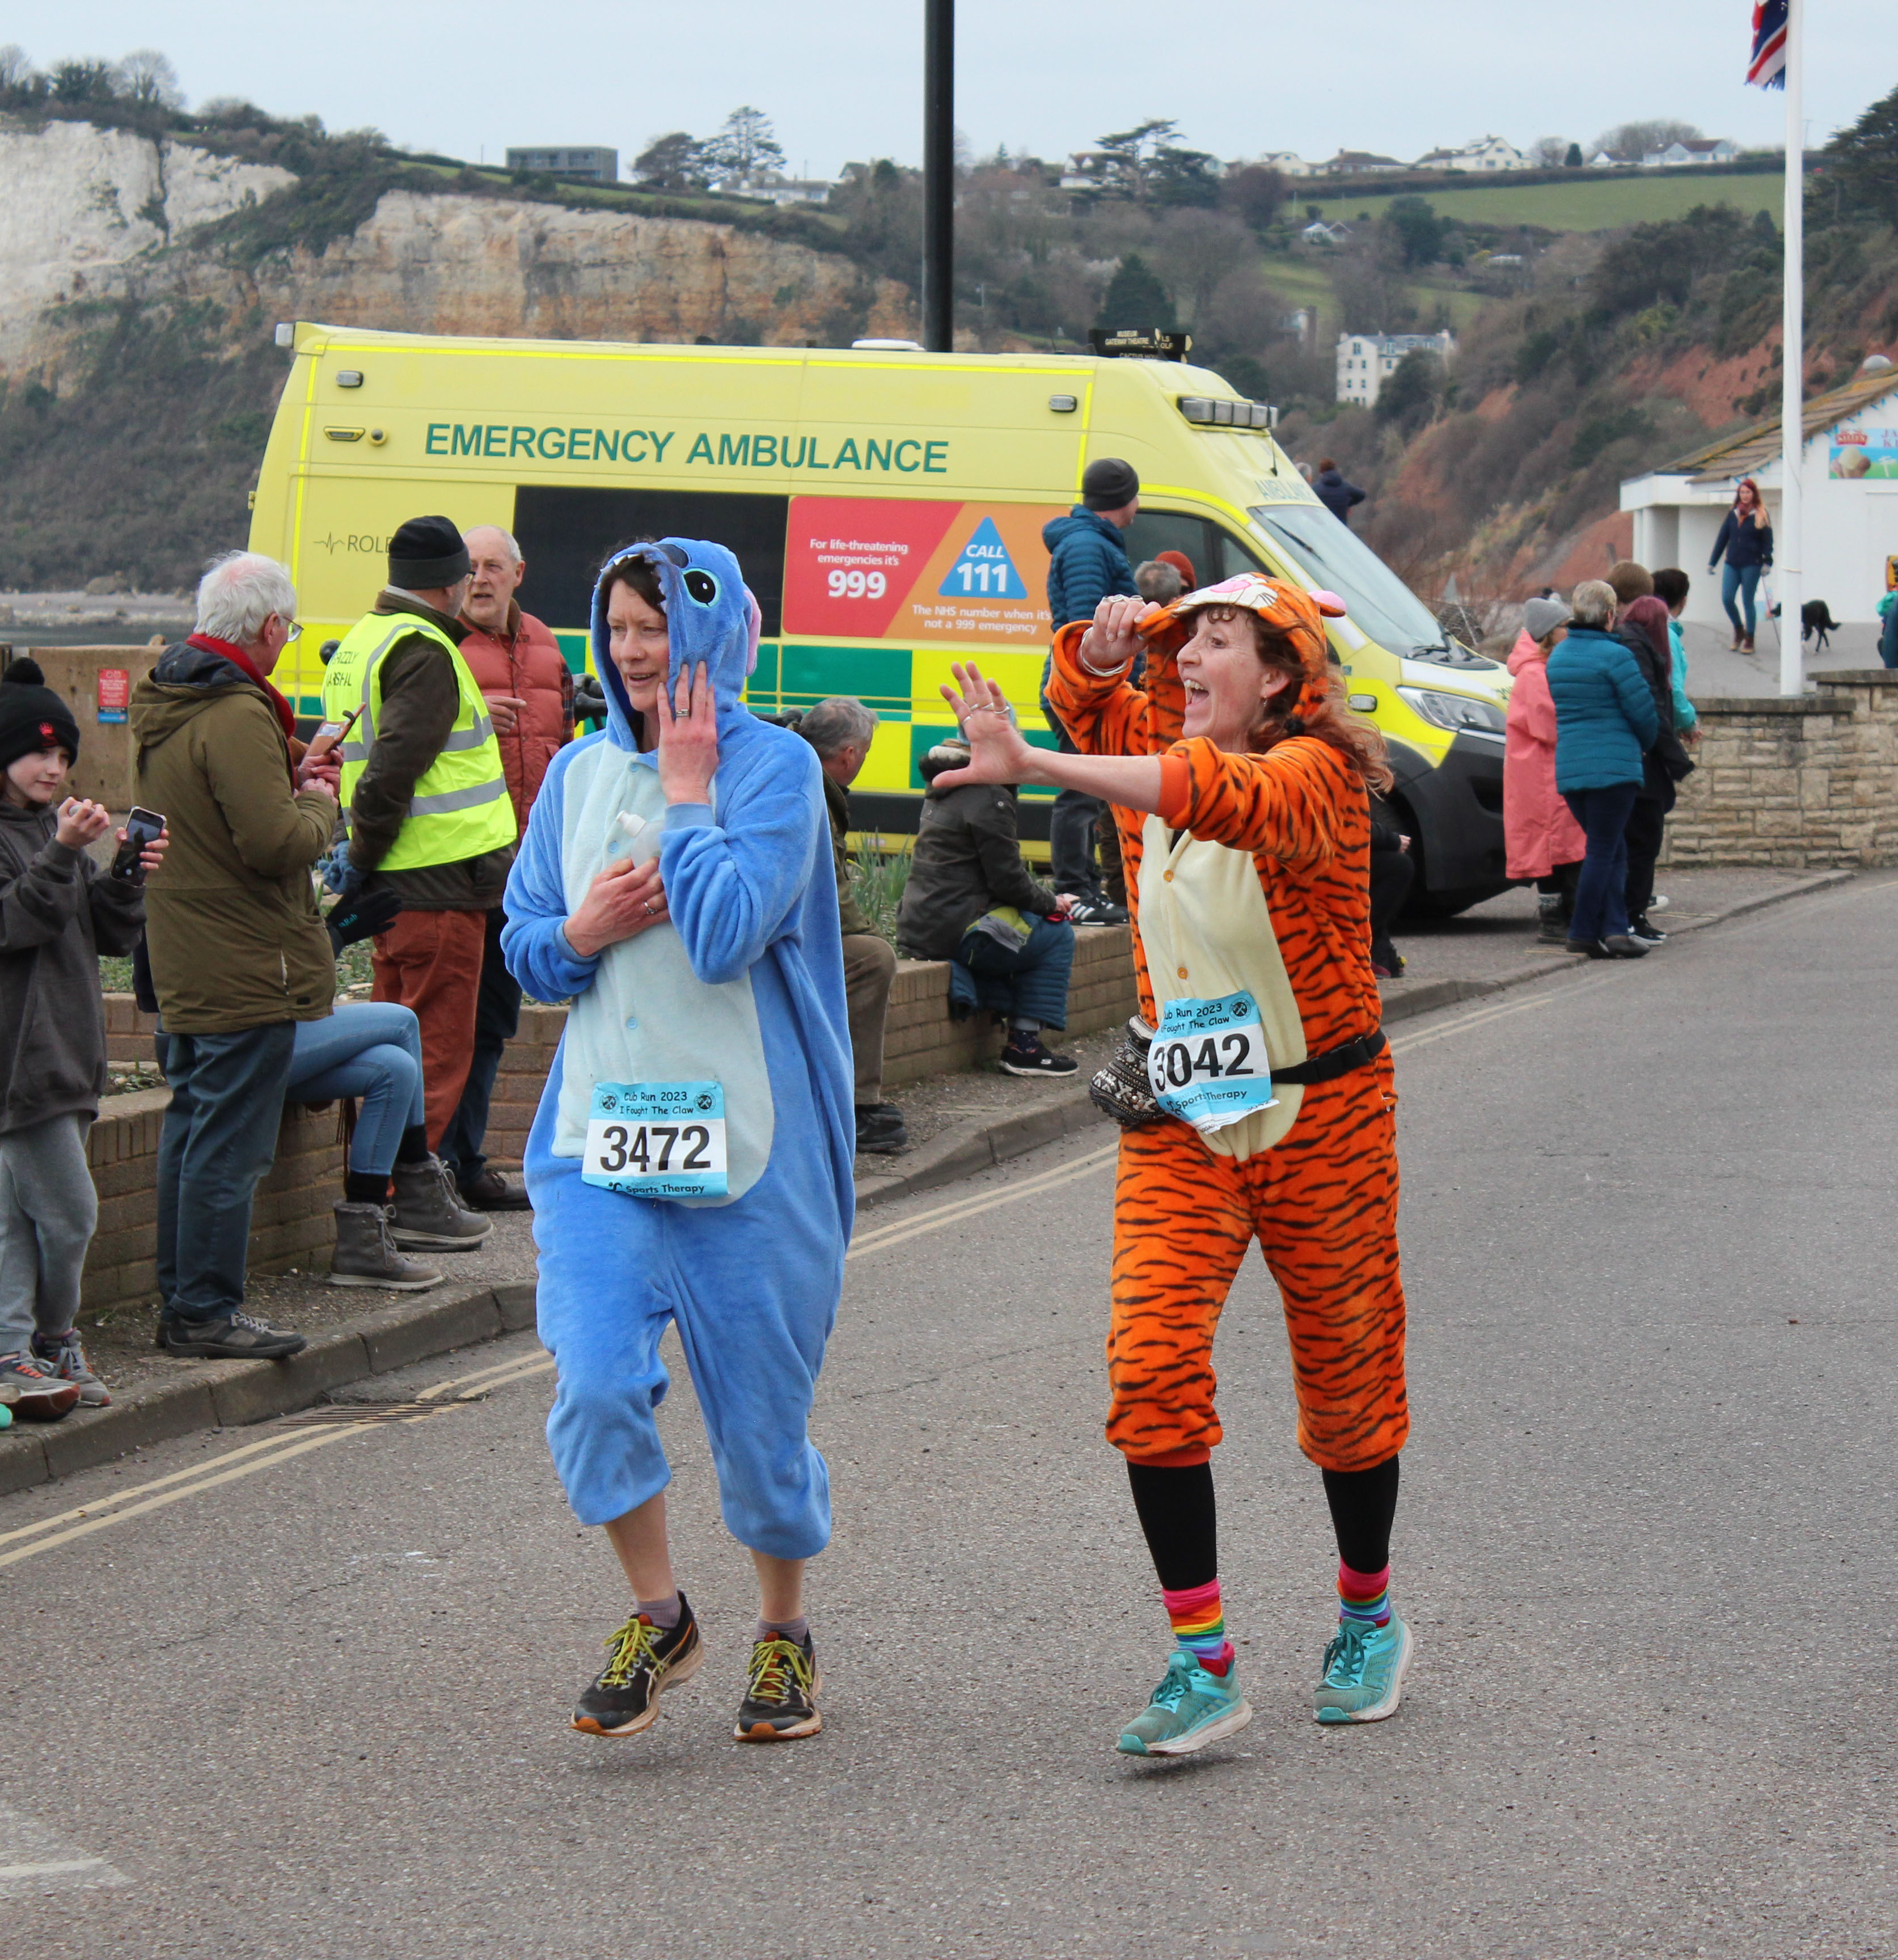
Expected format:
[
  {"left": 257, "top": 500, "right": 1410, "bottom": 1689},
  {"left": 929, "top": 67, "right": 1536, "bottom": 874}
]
[{"left": 1778, "top": 0, "right": 1804, "bottom": 695}]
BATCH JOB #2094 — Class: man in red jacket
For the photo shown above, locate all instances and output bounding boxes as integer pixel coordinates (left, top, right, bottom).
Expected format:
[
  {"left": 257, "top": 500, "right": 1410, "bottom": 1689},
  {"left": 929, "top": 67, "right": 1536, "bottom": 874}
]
[{"left": 440, "top": 525, "right": 574, "bottom": 1209}]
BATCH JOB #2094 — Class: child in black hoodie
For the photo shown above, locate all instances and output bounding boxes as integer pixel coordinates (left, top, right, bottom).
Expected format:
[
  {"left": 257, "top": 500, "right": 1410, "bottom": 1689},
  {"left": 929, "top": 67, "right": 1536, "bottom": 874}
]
[{"left": 0, "top": 660, "right": 164, "bottom": 1418}]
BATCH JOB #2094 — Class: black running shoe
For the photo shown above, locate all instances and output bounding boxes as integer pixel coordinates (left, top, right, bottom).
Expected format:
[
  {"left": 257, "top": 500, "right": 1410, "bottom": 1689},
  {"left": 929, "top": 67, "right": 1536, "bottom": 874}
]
[
  {"left": 997, "top": 1035, "right": 1079, "bottom": 1078},
  {"left": 160, "top": 1311, "right": 307, "bottom": 1359},
  {"left": 734, "top": 1630, "right": 822, "bottom": 1742},
  {"left": 572, "top": 1595, "right": 703, "bottom": 1737}
]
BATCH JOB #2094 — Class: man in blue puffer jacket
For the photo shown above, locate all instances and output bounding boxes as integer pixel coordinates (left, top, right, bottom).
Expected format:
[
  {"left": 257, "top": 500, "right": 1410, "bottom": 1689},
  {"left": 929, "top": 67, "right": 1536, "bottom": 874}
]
[
  {"left": 1546, "top": 578, "right": 1659, "bottom": 960},
  {"left": 1039, "top": 457, "right": 1140, "bottom": 920}
]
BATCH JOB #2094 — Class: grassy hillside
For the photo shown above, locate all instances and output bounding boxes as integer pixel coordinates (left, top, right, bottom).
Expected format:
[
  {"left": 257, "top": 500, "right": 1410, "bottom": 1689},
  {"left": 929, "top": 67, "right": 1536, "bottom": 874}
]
[{"left": 1299, "top": 171, "right": 1786, "bottom": 233}]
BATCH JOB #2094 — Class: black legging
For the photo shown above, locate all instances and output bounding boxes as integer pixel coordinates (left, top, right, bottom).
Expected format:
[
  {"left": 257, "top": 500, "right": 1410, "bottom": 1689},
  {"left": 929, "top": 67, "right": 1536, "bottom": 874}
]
[{"left": 1126, "top": 1455, "right": 1400, "bottom": 1591}]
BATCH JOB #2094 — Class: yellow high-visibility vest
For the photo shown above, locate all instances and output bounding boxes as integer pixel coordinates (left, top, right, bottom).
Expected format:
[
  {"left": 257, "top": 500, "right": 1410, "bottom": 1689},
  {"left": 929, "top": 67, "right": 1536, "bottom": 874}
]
[{"left": 322, "top": 609, "right": 516, "bottom": 871}]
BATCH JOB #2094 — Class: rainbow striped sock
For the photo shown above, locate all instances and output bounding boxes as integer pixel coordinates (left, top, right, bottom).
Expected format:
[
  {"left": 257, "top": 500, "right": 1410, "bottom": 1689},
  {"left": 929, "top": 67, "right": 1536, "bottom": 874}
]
[
  {"left": 1163, "top": 1577, "right": 1235, "bottom": 1676},
  {"left": 1337, "top": 1560, "right": 1392, "bottom": 1628}
]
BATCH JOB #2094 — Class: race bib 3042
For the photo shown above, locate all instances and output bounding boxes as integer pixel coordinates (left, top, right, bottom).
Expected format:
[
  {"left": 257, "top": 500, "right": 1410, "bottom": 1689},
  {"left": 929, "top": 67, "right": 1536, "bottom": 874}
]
[
  {"left": 1147, "top": 991, "right": 1278, "bottom": 1134},
  {"left": 582, "top": 1081, "right": 728, "bottom": 1199}
]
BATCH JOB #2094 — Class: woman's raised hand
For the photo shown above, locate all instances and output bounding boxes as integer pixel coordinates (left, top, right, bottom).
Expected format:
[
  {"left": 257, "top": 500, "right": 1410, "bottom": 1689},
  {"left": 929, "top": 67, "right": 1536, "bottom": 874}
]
[
  {"left": 656, "top": 659, "right": 720, "bottom": 806},
  {"left": 1078, "top": 594, "right": 1157, "bottom": 673},
  {"left": 562, "top": 854, "right": 670, "bottom": 960},
  {"left": 933, "top": 662, "right": 1039, "bottom": 787}
]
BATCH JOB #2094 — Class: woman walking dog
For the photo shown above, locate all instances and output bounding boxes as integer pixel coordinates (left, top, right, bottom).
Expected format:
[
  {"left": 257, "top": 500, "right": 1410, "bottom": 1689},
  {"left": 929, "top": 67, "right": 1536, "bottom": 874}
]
[{"left": 936, "top": 572, "right": 1411, "bottom": 1755}]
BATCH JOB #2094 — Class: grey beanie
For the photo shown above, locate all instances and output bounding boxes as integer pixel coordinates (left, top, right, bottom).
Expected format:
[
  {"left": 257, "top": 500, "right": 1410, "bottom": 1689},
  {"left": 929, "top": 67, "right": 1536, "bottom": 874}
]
[
  {"left": 1523, "top": 596, "right": 1571, "bottom": 643},
  {"left": 1081, "top": 457, "right": 1140, "bottom": 510}
]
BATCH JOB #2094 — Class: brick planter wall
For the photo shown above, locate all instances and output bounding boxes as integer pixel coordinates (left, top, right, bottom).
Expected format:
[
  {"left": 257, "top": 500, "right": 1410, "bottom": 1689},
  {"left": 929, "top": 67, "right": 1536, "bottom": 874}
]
[
  {"left": 83, "top": 1092, "right": 344, "bottom": 1313},
  {"left": 1662, "top": 670, "right": 1898, "bottom": 869}
]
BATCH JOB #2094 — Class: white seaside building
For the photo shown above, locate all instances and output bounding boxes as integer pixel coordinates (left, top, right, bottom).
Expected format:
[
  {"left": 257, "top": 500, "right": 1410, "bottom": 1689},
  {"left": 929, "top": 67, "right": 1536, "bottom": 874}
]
[
  {"left": 1620, "top": 360, "right": 1898, "bottom": 633},
  {"left": 1336, "top": 330, "right": 1457, "bottom": 407},
  {"left": 1411, "top": 136, "right": 1530, "bottom": 173}
]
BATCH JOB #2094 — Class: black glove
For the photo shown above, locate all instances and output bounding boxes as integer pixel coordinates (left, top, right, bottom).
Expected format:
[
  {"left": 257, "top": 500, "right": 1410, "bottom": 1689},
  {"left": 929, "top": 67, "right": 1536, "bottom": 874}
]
[{"left": 326, "top": 885, "right": 403, "bottom": 955}]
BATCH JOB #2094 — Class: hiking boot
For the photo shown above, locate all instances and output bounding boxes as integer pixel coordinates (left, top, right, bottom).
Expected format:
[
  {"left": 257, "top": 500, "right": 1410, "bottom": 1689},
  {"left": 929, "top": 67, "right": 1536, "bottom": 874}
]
[
  {"left": 0, "top": 1353, "right": 81, "bottom": 1421},
  {"left": 1313, "top": 1615, "right": 1413, "bottom": 1725},
  {"left": 390, "top": 1156, "right": 492, "bottom": 1251},
  {"left": 31, "top": 1329, "right": 110, "bottom": 1408},
  {"left": 1603, "top": 933, "right": 1649, "bottom": 958},
  {"left": 998, "top": 1034, "right": 1079, "bottom": 1078},
  {"left": 458, "top": 1167, "right": 532, "bottom": 1211},
  {"left": 855, "top": 1102, "right": 909, "bottom": 1155},
  {"left": 572, "top": 1595, "right": 704, "bottom": 1737},
  {"left": 160, "top": 1311, "right": 307, "bottom": 1360},
  {"left": 328, "top": 1202, "right": 443, "bottom": 1291},
  {"left": 1117, "top": 1649, "right": 1254, "bottom": 1757},
  {"left": 1537, "top": 895, "right": 1569, "bottom": 944},
  {"left": 734, "top": 1630, "right": 823, "bottom": 1742}
]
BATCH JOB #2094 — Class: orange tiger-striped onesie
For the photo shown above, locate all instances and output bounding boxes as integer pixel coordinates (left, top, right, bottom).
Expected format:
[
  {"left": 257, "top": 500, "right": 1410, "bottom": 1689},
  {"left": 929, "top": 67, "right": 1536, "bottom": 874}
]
[{"left": 1046, "top": 611, "right": 1407, "bottom": 1477}]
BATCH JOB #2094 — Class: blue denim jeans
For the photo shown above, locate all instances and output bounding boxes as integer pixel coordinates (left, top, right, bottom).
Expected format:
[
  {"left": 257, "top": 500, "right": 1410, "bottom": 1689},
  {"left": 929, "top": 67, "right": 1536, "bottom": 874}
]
[
  {"left": 1721, "top": 562, "right": 1762, "bottom": 638},
  {"left": 1561, "top": 784, "right": 1639, "bottom": 943},
  {"left": 285, "top": 1002, "right": 425, "bottom": 1176},
  {"left": 153, "top": 1021, "right": 298, "bottom": 1323}
]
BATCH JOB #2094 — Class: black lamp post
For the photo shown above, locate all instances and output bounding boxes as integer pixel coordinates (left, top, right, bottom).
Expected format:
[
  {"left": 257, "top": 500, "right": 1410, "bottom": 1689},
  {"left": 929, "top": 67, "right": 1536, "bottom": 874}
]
[{"left": 921, "top": 0, "right": 953, "bottom": 352}]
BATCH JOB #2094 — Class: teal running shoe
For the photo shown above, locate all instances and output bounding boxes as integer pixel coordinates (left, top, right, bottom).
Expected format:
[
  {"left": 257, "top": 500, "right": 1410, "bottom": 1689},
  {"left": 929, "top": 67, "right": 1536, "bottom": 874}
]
[
  {"left": 1117, "top": 1649, "right": 1253, "bottom": 1756},
  {"left": 1313, "top": 1615, "right": 1413, "bottom": 1724}
]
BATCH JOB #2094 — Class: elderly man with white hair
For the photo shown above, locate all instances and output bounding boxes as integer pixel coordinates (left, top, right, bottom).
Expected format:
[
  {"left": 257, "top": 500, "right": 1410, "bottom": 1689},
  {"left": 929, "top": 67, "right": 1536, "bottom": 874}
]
[
  {"left": 129, "top": 550, "right": 341, "bottom": 1357},
  {"left": 438, "top": 522, "right": 574, "bottom": 1209}
]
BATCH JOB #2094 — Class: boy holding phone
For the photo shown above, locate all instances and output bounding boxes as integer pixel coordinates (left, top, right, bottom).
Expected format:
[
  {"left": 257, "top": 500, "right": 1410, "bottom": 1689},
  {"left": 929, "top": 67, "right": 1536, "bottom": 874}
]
[{"left": 0, "top": 660, "right": 167, "bottom": 1416}]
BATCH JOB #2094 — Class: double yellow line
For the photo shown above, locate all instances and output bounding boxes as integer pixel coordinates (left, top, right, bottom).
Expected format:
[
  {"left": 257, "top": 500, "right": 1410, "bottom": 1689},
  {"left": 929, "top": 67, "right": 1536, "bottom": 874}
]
[{"left": 0, "top": 1349, "right": 554, "bottom": 1572}]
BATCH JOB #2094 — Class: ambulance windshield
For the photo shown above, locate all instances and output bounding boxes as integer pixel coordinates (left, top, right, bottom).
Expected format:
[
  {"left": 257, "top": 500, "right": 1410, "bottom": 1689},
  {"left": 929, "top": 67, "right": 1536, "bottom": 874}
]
[{"left": 1248, "top": 505, "right": 1451, "bottom": 658}]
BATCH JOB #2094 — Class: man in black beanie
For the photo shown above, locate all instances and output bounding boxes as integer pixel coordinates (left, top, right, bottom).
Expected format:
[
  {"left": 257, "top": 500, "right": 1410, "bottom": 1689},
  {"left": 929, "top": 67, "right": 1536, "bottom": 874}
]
[
  {"left": 319, "top": 517, "right": 516, "bottom": 1253},
  {"left": 1037, "top": 457, "right": 1141, "bottom": 924}
]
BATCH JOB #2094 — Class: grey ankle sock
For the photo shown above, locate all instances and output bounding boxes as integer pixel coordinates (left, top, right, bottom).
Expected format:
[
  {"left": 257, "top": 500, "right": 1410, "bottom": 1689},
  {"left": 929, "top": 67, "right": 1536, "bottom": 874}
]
[
  {"left": 755, "top": 1614, "right": 809, "bottom": 1644},
  {"left": 638, "top": 1592, "right": 682, "bottom": 1629}
]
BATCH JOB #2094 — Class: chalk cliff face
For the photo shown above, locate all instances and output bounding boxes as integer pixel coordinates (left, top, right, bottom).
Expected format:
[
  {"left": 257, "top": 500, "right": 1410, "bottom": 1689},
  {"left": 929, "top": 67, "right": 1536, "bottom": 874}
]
[
  {"left": 0, "top": 119, "right": 911, "bottom": 379},
  {"left": 0, "top": 119, "right": 294, "bottom": 368}
]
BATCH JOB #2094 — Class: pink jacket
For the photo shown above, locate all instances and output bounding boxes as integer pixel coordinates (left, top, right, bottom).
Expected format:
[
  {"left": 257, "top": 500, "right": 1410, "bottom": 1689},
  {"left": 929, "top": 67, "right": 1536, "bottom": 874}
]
[{"left": 1504, "top": 630, "right": 1586, "bottom": 879}]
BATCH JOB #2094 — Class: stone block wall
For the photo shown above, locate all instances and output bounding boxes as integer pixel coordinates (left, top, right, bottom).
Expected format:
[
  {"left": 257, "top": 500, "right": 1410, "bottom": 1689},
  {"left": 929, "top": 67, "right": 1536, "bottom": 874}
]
[
  {"left": 1662, "top": 670, "right": 1898, "bottom": 869},
  {"left": 82, "top": 1092, "right": 343, "bottom": 1313}
]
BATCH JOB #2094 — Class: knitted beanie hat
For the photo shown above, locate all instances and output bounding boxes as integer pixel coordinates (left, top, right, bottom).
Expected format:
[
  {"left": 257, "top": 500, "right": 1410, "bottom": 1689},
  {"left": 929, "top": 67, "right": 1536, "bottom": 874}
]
[{"left": 0, "top": 658, "right": 81, "bottom": 772}]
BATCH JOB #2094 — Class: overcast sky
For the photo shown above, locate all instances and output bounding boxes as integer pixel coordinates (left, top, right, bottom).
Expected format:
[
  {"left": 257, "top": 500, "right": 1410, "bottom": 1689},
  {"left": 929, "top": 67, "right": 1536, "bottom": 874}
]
[{"left": 9, "top": 1, "right": 1888, "bottom": 179}]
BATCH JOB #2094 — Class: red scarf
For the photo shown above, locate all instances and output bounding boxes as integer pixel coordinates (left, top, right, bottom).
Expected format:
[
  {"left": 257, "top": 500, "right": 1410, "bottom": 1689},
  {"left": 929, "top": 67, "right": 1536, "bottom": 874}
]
[{"left": 187, "top": 633, "right": 297, "bottom": 742}]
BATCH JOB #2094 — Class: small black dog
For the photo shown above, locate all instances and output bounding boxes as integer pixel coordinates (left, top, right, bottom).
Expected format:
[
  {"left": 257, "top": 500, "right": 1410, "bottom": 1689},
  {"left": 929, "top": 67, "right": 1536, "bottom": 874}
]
[{"left": 1802, "top": 598, "right": 1840, "bottom": 652}]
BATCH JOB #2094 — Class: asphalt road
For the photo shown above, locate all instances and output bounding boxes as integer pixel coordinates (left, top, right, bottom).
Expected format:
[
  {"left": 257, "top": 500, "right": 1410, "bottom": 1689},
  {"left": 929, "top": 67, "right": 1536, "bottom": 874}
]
[{"left": 7, "top": 873, "right": 1898, "bottom": 1959}]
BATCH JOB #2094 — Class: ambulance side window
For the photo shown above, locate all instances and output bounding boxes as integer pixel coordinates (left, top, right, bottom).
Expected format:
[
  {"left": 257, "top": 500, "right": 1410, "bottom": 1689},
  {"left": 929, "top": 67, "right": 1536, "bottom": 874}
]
[{"left": 1211, "top": 529, "right": 1267, "bottom": 581}]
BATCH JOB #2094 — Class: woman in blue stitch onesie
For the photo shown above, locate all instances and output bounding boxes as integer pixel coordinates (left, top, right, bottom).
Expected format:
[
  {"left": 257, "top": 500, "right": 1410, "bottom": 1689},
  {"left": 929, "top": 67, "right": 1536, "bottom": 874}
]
[{"left": 501, "top": 539, "right": 855, "bottom": 1744}]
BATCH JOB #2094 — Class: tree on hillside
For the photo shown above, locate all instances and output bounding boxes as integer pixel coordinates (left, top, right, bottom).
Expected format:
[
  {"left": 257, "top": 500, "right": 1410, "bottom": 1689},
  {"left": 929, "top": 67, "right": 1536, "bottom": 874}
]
[
  {"left": 1149, "top": 210, "right": 1254, "bottom": 321},
  {"left": 1150, "top": 144, "right": 1222, "bottom": 208},
  {"left": 50, "top": 58, "right": 114, "bottom": 104},
  {"left": 1380, "top": 196, "right": 1444, "bottom": 269},
  {"left": 1594, "top": 119, "right": 1701, "bottom": 162},
  {"left": 0, "top": 45, "right": 31, "bottom": 93},
  {"left": 113, "top": 50, "right": 182, "bottom": 110},
  {"left": 1820, "top": 83, "right": 1898, "bottom": 228},
  {"left": 704, "top": 105, "right": 785, "bottom": 182},
  {"left": 1092, "top": 120, "right": 1180, "bottom": 201},
  {"left": 1529, "top": 137, "right": 1569, "bottom": 168},
  {"left": 1373, "top": 350, "right": 1444, "bottom": 436},
  {"left": 1221, "top": 163, "right": 1286, "bottom": 232},
  {"left": 1565, "top": 142, "right": 1584, "bottom": 168},
  {"left": 1097, "top": 254, "right": 1175, "bottom": 330},
  {"left": 634, "top": 132, "right": 711, "bottom": 191},
  {"left": 1591, "top": 204, "right": 1749, "bottom": 313}
]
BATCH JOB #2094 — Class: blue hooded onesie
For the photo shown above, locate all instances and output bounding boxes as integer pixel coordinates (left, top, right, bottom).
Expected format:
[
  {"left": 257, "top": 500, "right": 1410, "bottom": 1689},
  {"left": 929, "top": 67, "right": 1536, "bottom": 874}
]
[{"left": 501, "top": 539, "right": 855, "bottom": 1557}]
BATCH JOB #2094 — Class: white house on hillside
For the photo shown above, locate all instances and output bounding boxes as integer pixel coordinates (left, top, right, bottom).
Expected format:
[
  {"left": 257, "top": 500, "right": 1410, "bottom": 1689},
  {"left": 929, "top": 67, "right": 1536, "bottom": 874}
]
[
  {"left": 1641, "top": 138, "right": 1740, "bottom": 167},
  {"left": 1620, "top": 359, "right": 1898, "bottom": 631},
  {"left": 1301, "top": 219, "right": 1352, "bottom": 246},
  {"left": 1337, "top": 330, "right": 1457, "bottom": 407},
  {"left": 1412, "top": 136, "right": 1529, "bottom": 173},
  {"left": 1323, "top": 150, "right": 1409, "bottom": 175},
  {"left": 1256, "top": 150, "right": 1318, "bottom": 178},
  {"left": 1586, "top": 147, "right": 1634, "bottom": 168}
]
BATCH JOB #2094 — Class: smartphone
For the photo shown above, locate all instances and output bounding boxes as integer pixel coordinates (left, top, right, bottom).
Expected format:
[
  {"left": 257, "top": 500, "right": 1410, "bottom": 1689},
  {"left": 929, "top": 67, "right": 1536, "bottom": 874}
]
[
  {"left": 306, "top": 703, "right": 362, "bottom": 759},
  {"left": 111, "top": 806, "right": 165, "bottom": 880}
]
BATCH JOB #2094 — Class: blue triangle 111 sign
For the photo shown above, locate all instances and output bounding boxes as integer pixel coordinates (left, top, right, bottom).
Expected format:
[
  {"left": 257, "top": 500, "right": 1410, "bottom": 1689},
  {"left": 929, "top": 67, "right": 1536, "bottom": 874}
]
[{"left": 937, "top": 516, "right": 1028, "bottom": 600}]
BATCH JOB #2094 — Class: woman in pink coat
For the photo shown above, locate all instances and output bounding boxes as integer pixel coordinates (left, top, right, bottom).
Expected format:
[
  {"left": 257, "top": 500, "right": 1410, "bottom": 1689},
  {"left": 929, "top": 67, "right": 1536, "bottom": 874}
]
[{"left": 1505, "top": 596, "right": 1587, "bottom": 944}]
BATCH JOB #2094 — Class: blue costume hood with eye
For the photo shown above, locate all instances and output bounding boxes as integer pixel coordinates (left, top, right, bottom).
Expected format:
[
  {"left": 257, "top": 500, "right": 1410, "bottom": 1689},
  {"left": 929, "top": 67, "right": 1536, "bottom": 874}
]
[{"left": 589, "top": 538, "right": 763, "bottom": 757}]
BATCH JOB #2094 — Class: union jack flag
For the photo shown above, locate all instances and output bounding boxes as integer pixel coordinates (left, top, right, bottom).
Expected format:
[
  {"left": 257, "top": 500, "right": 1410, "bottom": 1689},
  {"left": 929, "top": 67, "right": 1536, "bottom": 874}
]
[{"left": 1746, "top": 0, "right": 1789, "bottom": 88}]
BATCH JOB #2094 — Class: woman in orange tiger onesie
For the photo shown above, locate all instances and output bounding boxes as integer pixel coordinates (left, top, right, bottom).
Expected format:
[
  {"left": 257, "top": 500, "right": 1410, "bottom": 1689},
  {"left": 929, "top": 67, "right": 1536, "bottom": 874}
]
[{"left": 935, "top": 571, "right": 1409, "bottom": 1756}]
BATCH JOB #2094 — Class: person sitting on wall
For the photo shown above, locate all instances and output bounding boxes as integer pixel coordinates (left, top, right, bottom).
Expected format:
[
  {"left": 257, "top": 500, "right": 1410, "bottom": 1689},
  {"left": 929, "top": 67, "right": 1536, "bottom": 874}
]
[{"left": 897, "top": 715, "right": 1079, "bottom": 1079}]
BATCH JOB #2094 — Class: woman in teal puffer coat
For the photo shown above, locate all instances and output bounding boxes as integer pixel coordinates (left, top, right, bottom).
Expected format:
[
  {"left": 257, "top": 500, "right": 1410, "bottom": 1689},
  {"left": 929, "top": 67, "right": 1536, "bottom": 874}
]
[{"left": 1545, "top": 580, "right": 1658, "bottom": 960}]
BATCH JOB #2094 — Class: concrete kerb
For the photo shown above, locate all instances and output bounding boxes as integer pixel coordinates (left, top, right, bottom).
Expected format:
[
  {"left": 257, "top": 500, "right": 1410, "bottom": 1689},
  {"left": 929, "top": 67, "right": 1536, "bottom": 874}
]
[
  {"left": 0, "top": 1281, "right": 537, "bottom": 1499},
  {"left": 0, "top": 869, "right": 1849, "bottom": 1498}
]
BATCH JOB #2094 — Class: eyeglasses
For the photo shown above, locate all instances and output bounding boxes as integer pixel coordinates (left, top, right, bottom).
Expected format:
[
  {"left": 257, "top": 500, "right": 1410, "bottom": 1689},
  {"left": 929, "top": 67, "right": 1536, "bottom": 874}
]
[{"left": 275, "top": 618, "right": 303, "bottom": 643}]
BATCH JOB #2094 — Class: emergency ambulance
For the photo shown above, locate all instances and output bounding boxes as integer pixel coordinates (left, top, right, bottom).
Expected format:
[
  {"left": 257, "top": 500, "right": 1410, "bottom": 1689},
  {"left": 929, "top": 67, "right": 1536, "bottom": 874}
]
[{"left": 249, "top": 323, "right": 1512, "bottom": 910}]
